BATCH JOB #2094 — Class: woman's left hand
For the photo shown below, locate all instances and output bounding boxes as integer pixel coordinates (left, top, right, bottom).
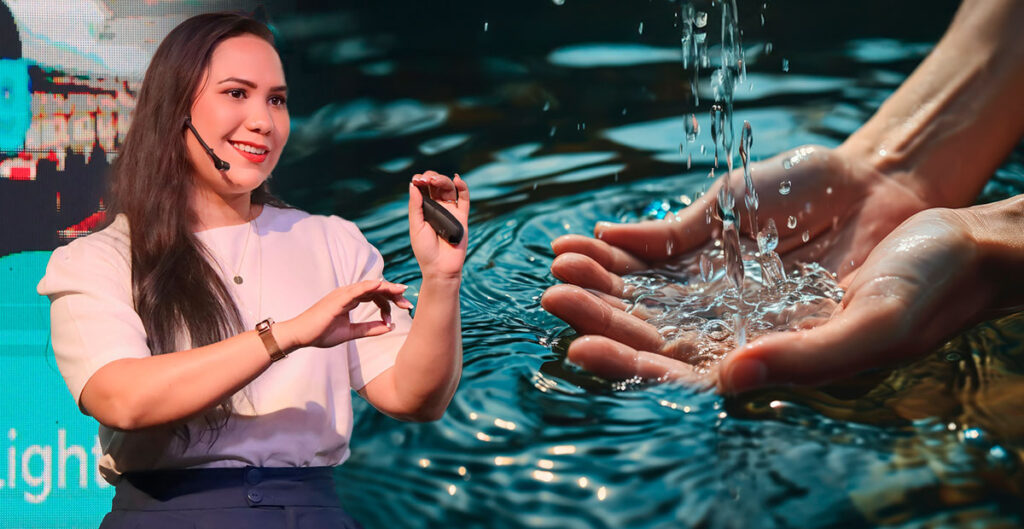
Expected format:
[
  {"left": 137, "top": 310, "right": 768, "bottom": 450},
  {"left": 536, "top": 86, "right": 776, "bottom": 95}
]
[{"left": 409, "top": 171, "right": 469, "bottom": 279}]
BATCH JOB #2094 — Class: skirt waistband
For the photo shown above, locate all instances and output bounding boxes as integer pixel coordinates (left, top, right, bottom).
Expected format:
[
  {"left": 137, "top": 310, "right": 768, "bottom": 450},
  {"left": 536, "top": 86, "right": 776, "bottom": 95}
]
[{"left": 114, "top": 466, "right": 340, "bottom": 511}]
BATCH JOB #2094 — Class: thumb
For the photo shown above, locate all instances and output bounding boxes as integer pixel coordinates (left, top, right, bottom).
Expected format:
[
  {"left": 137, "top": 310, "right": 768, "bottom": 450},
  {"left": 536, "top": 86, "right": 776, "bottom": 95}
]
[
  {"left": 349, "top": 320, "right": 395, "bottom": 339},
  {"left": 717, "top": 299, "right": 905, "bottom": 393}
]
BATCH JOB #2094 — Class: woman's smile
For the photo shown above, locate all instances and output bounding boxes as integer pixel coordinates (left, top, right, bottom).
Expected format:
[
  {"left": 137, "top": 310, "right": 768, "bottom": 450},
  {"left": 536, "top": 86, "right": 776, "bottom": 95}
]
[{"left": 229, "top": 140, "right": 270, "bottom": 163}]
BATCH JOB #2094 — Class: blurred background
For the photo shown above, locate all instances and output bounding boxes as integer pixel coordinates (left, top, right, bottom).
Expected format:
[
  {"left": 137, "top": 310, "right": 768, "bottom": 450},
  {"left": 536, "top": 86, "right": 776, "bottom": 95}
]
[{"left": 3, "top": 1, "right": 1024, "bottom": 528}]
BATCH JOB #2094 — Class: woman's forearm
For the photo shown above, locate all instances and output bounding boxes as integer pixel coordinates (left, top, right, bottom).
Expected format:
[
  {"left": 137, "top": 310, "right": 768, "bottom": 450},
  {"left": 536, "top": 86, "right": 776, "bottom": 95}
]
[
  {"left": 841, "top": 0, "right": 1024, "bottom": 208},
  {"left": 363, "top": 275, "right": 463, "bottom": 421},
  {"left": 80, "top": 330, "right": 279, "bottom": 431}
]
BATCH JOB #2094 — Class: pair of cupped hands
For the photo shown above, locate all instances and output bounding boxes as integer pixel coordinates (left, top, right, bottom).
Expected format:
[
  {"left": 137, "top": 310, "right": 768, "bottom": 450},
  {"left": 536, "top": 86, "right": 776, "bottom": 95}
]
[{"left": 542, "top": 143, "right": 1010, "bottom": 393}]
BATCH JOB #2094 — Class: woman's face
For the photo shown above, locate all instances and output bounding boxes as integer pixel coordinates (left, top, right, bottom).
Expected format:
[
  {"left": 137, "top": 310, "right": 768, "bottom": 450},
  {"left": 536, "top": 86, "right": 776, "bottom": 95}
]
[{"left": 185, "top": 34, "right": 289, "bottom": 203}]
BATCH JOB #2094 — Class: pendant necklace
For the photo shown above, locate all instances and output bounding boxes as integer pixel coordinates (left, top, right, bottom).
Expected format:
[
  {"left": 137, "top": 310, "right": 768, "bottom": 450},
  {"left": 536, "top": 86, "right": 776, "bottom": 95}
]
[{"left": 231, "top": 218, "right": 253, "bottom": 284}]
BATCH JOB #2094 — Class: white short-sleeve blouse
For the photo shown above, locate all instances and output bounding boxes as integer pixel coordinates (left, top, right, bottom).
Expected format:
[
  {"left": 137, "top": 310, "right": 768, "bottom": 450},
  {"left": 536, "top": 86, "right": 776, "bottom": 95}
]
[{"left": 36, "top": 205, "right": 411, "bottom": 483}]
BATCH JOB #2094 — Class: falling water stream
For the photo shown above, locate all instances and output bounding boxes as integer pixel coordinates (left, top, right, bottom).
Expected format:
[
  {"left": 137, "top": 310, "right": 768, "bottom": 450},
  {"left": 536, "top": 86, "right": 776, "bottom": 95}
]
[{"left": 622, "top": 0, "right": 842, "bottom": 361}]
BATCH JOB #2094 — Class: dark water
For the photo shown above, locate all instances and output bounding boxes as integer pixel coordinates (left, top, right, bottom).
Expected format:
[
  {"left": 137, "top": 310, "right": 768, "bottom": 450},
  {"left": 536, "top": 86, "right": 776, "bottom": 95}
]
[{"left": 264, "top": 1, "right": 1024, "bottom": 527}]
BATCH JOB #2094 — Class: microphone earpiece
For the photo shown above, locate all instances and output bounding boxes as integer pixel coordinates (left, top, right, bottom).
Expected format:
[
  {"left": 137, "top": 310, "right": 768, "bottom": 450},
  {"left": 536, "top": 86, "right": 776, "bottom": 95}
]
[{"left": 184, "top": 116, "right": 231, "bottom": 172}]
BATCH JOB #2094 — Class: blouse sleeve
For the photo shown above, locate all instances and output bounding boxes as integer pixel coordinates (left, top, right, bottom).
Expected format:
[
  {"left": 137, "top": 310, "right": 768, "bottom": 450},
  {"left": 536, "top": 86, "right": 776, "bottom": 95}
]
[
  {"left": 36, "top": 231, "right": 151, "bottom": 410},
  {"left": 326, "top": 217, "right": 412, "bottom": 390}
]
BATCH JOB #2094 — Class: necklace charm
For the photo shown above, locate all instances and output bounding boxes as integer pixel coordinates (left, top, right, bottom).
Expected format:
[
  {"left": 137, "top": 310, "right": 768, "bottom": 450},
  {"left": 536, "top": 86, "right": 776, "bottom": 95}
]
[{"left": 233, "top": 275, "right": 244, "bottom": 285}]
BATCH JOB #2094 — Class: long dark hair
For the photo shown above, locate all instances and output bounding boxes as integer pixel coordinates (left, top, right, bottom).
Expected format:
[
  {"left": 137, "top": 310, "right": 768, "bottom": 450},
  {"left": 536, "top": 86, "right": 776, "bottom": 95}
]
[{"left": 107, "top": 13, "right": 287, "bottom": 442}]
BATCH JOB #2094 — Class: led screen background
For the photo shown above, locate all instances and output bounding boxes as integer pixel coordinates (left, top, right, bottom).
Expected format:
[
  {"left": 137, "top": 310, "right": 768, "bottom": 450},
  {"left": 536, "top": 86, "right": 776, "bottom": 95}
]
[{"left": 1, "top": 2, "right": 253, "bottom": 527}]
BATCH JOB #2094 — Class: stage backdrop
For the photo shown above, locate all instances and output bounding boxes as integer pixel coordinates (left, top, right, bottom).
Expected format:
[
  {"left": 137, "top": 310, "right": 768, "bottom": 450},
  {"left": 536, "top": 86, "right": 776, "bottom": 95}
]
[{"left": 0, "top": 2, "right": 253, "bottom": 527}]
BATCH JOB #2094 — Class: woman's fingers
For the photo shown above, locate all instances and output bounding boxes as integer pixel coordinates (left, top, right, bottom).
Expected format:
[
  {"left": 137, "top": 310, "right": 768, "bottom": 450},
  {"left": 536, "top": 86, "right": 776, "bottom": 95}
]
[
  {"left": 453, "top": 173, "right": 470, "bottom": 216},
  {"left": 349, "top": 320, "right": 395, "bottom": 338},
  {"left": 339, "top": 280, "right": 409, "bottom": 313},
  {"left": 551, "top": 234, "right": 648, "bottom": 275},
  {"left": 542, "top": 284, "right": 664, "bottom": 352},
  {"left": 550, "top": 252, "right": 629, "bottom": 297},
  {"left": 413, "top": 170, "right": 459, "bottom": 203},
  {"left": 567, "top": 335, "right": 706, "bottom": 384}
]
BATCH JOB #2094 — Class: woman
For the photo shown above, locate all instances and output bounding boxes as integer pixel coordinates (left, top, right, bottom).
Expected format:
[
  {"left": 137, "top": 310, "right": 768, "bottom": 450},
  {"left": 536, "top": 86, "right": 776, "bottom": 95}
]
[{"left": 36, "top": 13, "right": 467, "bottom": 528}]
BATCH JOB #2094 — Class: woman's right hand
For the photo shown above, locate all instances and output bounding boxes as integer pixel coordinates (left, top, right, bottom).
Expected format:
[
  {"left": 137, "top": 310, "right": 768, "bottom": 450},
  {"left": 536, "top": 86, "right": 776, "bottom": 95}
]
[{"left": 276, "top": 279, "right": 414, "bottom": 351}]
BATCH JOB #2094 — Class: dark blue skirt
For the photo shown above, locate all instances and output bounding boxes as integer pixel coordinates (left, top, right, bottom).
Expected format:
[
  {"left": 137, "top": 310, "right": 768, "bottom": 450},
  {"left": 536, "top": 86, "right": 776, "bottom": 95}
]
[{"left": 99, "top": 466, "right": 363, "bottom": 529}]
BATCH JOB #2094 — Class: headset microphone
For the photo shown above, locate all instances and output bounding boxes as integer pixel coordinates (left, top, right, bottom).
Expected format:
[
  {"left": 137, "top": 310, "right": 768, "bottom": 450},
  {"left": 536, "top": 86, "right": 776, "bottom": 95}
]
[{"left": 183, "top": 116, "right": 230, "bottom": 171}]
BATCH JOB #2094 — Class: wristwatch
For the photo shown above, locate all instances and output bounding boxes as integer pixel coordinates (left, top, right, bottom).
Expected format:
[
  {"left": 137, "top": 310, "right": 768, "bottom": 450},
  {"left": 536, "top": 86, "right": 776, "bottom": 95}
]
[{"left": 256, "top": 318, "right": 286, "bottom": 362}]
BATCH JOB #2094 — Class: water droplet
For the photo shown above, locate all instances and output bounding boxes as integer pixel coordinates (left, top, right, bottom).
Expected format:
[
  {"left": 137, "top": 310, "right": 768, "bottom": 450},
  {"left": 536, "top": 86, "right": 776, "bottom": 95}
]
[
  {"left": 666, "top": 240, "right": 674, "bottom": 255},
  {"left": 695, "top": 11, "right": 708, "bottom": 28},
  {"left": 699, "top": 253, "right": 714, "bottom": 282},
  {"left": 782, "top": 159, "right": 792, "bottom": 169},
  {"left": 483, "top": 21, "right": 489, "bottom": 31},
  {"left": 542, "top": 101, "right": 550, "bottom": 111},
  {"left": 801, "top": 230, "right": 809, "bottom": 242},
  {"left": 826, "top": 186, "right": 833, "bottom": 195},
  {"left": 787, "top": 216, "right": 797, "bottom": 229},
  {"left": 878, "top": 148, "right": 888, "bottom": 157},
  {"left": 638, "top": 22, "right": 644, "bottom": 34},
  {"left": 552, "top": 0, "right": 565, "bottom": 5},
  {"left": 778, "top": 180, "right": 791, "bottom": 195},
  {"left": 757, "top": 218, "right": 778, "bottom": 253},
  {"left": 621, "top": 107, "right": 627, "bottom": 115},
  {"left": 687, "top": 154, "right": 692, "bottom": 169},
  {"left": 781, "top": 58, "right": 789, "bottom": 72},
  {"left": 764, "top": 42, "right": 773, "bottom": 54},
  {"left": 549, "top": 126, "right": 557, "bottom": 137},
  {"left": 685, "top": 113, "right": 700, "bottom": 142}
]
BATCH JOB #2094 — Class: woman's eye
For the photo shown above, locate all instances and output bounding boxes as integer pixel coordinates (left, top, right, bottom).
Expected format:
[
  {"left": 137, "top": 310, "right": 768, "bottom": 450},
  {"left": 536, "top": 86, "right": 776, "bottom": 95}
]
[
  {"left": 226, "top": 89, "right": 246, "bottom": 99},
  {"left": 269, "top": 95, "right": 287, "bottom": 107}
]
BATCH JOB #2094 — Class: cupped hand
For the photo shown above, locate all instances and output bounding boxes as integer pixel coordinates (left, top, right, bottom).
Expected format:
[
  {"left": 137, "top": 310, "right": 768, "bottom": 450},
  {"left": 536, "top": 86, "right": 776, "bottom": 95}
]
[
  {"left": 718, "top": 206, "right": 1008, "bottom": 393},
  {"left": 547, "top": 207, "right": 994, "bottom": 390},
  {"left": 409, "top": 170, "right": 469, "bottom": 280},
  {"left": 278, "top": 279, "right": 414, "bottom": 350},
  {"left": 542, "top": 143, "right": 939, "bottom": 383}
]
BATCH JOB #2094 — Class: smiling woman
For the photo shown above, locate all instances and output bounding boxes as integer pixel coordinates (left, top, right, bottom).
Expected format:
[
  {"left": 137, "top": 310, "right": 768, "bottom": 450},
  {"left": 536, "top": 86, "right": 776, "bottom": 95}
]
[
  {"left": 185, "top": 35, "right": 290, "bottom": 213},
  {"left": 34, "top": 12, "right": 469, "bottom": 529}
]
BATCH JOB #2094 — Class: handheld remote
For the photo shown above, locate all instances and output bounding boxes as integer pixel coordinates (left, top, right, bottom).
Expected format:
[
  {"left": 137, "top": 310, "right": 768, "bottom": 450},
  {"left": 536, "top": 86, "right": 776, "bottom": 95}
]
[{"left": 419, "top": 186, "right": 464, "bottom": 245}]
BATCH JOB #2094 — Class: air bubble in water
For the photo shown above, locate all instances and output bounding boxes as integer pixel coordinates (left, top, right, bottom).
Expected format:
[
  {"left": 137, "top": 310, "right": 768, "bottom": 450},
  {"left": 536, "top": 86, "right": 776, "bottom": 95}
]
[
  {"left": 764, "top": 42, "right": 773, "bottom": 54},
  {"left": 484, "top": 21, "right": 489, "bottom": 31},
  {"left": 638, "top": 22, "right": 644, "bottom": 34},
  {"left": 782, "top": 58, "right": 790, "bottom": 72},
  {"left": 801, "top": 230, "right": 809, "bottom": 242},
  {"left": 787, "top": 216, "right": 797, "bottom": 229},
  {"left": 778, "top": 180, "right": 791, "bottom": 195},
  {"left": 695, "top": 11, "right": 708, "bottom": 27},
  {"left": 552, "top": 0, "right": 565, "bottom": 5}
]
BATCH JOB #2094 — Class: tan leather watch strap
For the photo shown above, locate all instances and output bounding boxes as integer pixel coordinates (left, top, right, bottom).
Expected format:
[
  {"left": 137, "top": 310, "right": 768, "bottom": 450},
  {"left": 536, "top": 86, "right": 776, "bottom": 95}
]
[{"left": 255, "top": 318, "right": 286, "bottom": 362}]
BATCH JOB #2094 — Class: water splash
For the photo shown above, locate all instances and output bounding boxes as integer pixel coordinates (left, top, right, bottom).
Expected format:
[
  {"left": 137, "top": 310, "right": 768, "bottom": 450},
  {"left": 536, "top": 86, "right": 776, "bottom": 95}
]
[{"left": 623, "top": 256, "right": 843, "bottom": 373}]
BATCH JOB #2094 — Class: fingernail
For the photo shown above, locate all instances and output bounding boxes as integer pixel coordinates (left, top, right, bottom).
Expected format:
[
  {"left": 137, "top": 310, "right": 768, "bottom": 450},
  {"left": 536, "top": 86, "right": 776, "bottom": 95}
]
[{"left": 723, "top": 358, "right": 767, "bottom": 393}]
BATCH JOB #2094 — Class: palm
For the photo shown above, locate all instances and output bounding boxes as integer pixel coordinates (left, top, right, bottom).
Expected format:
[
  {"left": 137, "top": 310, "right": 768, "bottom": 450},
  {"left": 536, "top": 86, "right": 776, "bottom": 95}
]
[{"left": 542, "top": 144, "right": 937, "bottom": 384}]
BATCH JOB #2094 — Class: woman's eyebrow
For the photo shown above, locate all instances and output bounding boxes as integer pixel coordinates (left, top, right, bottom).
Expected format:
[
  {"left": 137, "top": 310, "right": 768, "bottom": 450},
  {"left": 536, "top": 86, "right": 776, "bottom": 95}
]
[{"left": 217, "top": 77, "right": 288, "bottom": 92}]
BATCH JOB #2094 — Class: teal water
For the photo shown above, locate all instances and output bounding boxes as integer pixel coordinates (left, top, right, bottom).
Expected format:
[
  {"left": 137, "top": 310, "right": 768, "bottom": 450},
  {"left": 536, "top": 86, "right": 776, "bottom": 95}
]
[{"left": 283, "top": 2, "right": 1024, "bottom": 527}]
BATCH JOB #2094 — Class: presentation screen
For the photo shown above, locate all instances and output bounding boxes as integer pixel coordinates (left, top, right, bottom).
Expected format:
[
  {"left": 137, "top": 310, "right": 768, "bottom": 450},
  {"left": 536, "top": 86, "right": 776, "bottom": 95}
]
[{"left": 1, "top": 2, "right": 253, "bottom": 527}]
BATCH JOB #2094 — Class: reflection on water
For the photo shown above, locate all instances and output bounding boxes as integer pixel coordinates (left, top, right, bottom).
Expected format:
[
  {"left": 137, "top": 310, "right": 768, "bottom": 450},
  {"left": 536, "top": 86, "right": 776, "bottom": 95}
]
[{"left": 266, "top": 0, "right": 1024, "bottom": 527}]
